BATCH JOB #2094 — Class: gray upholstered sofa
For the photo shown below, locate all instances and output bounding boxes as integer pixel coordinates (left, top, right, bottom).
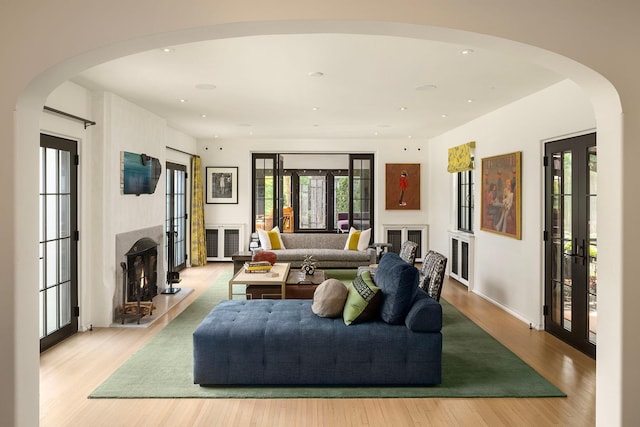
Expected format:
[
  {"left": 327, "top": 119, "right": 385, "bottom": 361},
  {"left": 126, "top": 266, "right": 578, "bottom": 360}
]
[
  {"left": 193, "top": 253, "right": 443, "bottom": 386},
  {"left": 269, "top": 232, "right": 376, "bottom": 269}
]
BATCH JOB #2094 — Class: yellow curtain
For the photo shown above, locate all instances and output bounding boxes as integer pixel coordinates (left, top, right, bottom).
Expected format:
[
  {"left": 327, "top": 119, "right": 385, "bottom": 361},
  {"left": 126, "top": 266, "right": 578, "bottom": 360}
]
[
  {"left": 190, "top": 156, "right": 207, "bottom": 266},
  {"left": 447, "top": 141, "right": 476, "bottom": 173}
]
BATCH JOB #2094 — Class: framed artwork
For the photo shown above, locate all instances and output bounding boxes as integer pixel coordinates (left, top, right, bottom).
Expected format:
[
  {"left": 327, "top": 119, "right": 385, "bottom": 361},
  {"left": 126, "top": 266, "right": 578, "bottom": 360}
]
[
  {"left": 206, "top": 166, "right": 238, "bottom": 204},
  {"left": 385, "top": 163, "right": 420, "bottom": 210},
  {"left": 481, "top": 152, "right": 522, "bottom": 239}
]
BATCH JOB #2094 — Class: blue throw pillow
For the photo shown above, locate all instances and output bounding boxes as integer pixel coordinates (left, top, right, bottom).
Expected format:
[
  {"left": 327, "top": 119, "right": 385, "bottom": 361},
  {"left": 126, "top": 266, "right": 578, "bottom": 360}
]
[
  {"left": 374, "top": 252, "right": 419, "bottom": 324},
  {"left": 404, "top": 288, "right": 442, "bottom": 332}
]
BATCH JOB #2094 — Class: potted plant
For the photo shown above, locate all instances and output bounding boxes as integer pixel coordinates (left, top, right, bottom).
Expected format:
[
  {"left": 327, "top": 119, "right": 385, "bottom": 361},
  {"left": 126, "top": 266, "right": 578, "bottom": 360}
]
[{"left": 301, "top": 254, "right": 318, "bottom": 275}]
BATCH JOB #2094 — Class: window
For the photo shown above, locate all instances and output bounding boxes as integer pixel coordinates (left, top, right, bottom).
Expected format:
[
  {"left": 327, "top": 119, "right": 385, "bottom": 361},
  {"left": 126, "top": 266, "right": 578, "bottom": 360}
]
[
  {"left": 458, "top": 170, "right": 474, "bottom": 232},
  {"left": 252, "top": 153, "right": 373, "bottom": 234}
]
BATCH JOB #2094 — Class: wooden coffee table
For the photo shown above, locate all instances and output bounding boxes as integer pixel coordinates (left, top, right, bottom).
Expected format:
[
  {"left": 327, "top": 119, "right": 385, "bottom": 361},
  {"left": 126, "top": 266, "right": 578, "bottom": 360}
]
[
  {"left": 286, "top": 269, "right": 326, "bottom": 285},
  {"left": 228, "top": 262, "right": 291, "bottom": 299}
]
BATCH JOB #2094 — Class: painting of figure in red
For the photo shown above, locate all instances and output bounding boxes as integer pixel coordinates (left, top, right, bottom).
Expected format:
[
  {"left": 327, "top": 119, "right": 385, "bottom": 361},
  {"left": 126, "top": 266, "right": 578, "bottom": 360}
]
[{"left": 386, "top": 163, "right": 420, "bottom": 210}]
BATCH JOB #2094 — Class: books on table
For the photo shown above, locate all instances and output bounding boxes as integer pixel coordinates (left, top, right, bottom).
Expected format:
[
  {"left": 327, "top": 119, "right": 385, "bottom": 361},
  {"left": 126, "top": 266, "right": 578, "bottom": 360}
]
[{"left": 244, "top": 261, "right": 273, "bottom": 273}]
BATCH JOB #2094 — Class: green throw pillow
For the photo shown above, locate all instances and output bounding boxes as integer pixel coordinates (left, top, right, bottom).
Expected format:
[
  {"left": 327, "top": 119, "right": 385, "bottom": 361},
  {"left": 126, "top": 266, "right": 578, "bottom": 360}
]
[{"left": 343, "top": 270, "right": 381, "bottom": 325}]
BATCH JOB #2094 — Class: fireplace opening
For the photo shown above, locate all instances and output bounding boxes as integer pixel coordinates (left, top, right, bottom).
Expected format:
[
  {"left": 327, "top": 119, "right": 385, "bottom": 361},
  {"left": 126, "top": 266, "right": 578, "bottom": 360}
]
[{"left": 117, "top": 237, "right": 158, "bottom": 324}]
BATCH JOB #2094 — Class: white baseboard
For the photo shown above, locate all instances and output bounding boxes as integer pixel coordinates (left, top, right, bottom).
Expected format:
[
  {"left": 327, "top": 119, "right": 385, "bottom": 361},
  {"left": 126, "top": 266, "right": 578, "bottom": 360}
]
[{"left": 470, "top": 289, "right": 543, "bottom": 331}]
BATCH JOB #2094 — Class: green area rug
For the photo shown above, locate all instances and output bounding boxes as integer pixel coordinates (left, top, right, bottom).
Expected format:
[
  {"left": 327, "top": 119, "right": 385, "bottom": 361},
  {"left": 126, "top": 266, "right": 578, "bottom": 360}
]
[{"left": 89, "top": 270, "right": 565, "bottom": 399}]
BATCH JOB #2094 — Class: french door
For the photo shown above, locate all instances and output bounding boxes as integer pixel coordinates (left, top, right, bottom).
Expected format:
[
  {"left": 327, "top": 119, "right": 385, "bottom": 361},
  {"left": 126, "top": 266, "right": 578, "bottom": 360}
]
[
  {"left": 166, "top": 162, "right": 187, "bottom": 272},
  {"left": 544, "top": 133, "right": 597, "bottom": 358},
  {"left": 40, "top": 134, "right": 78, "bottom": 352}
]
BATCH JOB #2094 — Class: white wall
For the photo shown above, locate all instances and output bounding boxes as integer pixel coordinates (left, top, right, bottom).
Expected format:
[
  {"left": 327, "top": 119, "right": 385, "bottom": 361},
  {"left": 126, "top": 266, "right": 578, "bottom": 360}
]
[
  {"left": 43, "top": 85, "right": 197, "bottom": 328},
  {"left": 196, "top": 138, "right": 429, "bottom": 244},
  {"left": 428, "top": 79, "right": 596, "bottom": 327}
]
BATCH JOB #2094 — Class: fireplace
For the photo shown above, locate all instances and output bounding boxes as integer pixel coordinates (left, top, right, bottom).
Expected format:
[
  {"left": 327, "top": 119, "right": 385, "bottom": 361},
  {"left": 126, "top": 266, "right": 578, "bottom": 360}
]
[{"left": 117, "top": 237, "right": 158, "bottom": 324}]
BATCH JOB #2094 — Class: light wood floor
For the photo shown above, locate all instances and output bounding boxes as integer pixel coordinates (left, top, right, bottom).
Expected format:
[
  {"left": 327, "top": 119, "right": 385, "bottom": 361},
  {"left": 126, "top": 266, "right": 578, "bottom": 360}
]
[{"left": 40, "top": 263, "right": 595, "bottom": 427}]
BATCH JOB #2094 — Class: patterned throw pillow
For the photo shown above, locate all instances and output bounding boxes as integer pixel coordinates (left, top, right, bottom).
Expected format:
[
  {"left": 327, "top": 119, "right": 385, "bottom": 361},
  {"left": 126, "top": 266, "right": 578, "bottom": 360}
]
[{"left": 343, "top": 270, "right": 381, "bottom": 325}]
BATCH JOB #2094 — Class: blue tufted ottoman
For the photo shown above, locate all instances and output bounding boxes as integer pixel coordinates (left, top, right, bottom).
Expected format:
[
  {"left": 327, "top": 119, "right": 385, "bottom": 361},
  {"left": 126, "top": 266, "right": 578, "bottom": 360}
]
[{"left": 193, "top": 299, "right": 442, "bottom": 386}]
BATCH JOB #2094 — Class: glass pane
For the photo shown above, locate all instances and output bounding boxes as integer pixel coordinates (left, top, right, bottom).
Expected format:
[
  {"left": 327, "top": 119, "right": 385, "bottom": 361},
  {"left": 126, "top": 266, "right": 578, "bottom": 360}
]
[
  {"left": 46, "top": 241, "right": 58, "bottom": 287},
  {"left": 46, "top": 287, "right": 58, "bottom": 335},
  {"left": 589, "top": 245, "right": 597, "bottom": 296},
  {"left": 299, "top": 175, "right": 326, "bottom": 229},
  {"left": 39, "top": 291, "right": 44, "bottom": 339},
  {"left": 59, "top": 282, "right": 71, "bottom": 327},
  {"left": 59, "top": 195, "right": 70, "bottom": 238},
  {"left": 589, "top": 294, "right": 597, "bottom": 344},
  {"left": 334, "top": 175, "right": 349, "bottom": 229},
  {"left": 46, "top": 148, "right": 58, "bottom": 193},
  {"left": 551, "top": 196, "right": 561, "bottom": 239},
  {"left": 59, "top": 150, "right": 70, "bottom": 193},
  {"left": 563, "top": 151, "right": 572, "bottom": 195},
  {"left": 552, "top": 280, "right": 561, "bottom": 323},
  {"left": 59, "top": 238, "right": 70, "bottom": 282},
  {"left": 551, "top": 240, "right": 561, "bottom": 281},
  {"left": 589, "top": 146, "right": 597, "bottom": 195},
  {"left": 40, "top": 147, "right": 45, "bottom": 194},
  {"left": 39, "top": 195, "right": 44, "bottom": 242},
  {"left": 563, "top": 196, "right": 572, "bottom": 242},
  {"left": 39, "top": 243, "right": 45, "bottom": 290},
  {"left": 563, "top": 284, "right": 572, "bottom": 332},
  {"left": 46, "top": 195, "right": 58, "bottom": 241}
]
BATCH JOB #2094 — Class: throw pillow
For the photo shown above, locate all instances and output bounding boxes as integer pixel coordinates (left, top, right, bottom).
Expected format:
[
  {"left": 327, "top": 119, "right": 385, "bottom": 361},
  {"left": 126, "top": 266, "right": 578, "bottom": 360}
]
[
  {"left": 257, "top": 226, "right": 285, "bottom": 250},
  {"left": 375, "top": 252, "right": 420, "bottom": 324},
  {"left": 343, "top": 270, "right": 382, "bottom": 325},
  {"left": 312, "top": 279, "right": 348, "bottom": 318},
  {"left": 343, "top": 227, "right": 372, "bottom": 251}
]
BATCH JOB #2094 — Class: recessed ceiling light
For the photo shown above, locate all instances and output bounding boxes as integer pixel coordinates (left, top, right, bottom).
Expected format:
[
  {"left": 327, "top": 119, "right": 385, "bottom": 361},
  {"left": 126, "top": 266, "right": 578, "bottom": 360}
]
[
  {"left": 408, "top": 135, "right": 413, "bottom": 139},
  {"left": 461, "top": 49, "right": 474, "bottom": 55},
  {"left": 441, "top": 114, "right": 448, "bottom": 118},
  {"left": 308, "top": 71, "right": 324, "bottom": 77},
  {"left": 312, "top": 107, "right": 320, "bottom": 111},
  {"left": 467, "top": 99, "right": 474, "bottom": 103},
  {"left": 195, "top": 83, "right": 217, "bottom": 90},
  {"left": 179, "top": 99, "right": 187, "bottom": 103},
  {"left": 416, "top": 84, "right": 438, "bottom": 91},
  {"left": 201, "top": 114, "right": 207, "bottom": 118},
  {"left": 399, "top": 106, "right": 408, "bottom": 111},
  {"left": 161, "top": 47, "right": 174, "bottom": 53}
]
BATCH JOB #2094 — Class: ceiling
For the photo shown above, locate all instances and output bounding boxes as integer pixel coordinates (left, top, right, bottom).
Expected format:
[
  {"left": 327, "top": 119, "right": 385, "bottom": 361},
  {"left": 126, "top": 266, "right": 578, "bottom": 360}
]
[{"left": 72, "top": 33, "right": 564, "bottom": 141}]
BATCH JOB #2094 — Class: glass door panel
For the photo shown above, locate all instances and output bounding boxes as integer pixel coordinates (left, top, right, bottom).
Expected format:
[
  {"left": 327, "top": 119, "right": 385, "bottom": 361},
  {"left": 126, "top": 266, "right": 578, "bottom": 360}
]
[
  {"left": 166, "top": 162, "right": 187, "bottom": 272},
  {"left": 39, "top": 134, "right": 78, "bottom": 352},
  {"left": 299, "top": 174, "right": 327, "bottom": 230},
  {"left": 545, "top": 133, "right": 596, "bottom": 358}
]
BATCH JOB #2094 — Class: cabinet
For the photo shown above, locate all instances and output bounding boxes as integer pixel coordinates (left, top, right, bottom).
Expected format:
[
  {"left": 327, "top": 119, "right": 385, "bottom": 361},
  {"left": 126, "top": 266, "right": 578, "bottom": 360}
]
[
  {"left": 205, "top": 224, "right": 244, "bottom": 261},
  {"left": 382, "top": 225, "right": 428, "bottom": 260},
  {"left": 448, "top": 230, "right": 474, "bottom": 290}
]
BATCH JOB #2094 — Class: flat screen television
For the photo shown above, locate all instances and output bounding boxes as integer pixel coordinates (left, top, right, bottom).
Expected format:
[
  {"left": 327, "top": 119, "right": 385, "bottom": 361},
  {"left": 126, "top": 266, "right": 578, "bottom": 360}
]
[{"left": 120, "top": 151, "right": 162, "bottom": 195}]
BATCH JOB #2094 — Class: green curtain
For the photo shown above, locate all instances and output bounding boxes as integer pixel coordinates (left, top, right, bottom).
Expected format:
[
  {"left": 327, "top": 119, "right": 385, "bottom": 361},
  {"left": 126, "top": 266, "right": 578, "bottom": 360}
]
[
  {"left": 190, "top": 156, "right": 207, "bottom": 266},
  {"left": 447, "top": 141, "right": 476, "bottom": 173}
]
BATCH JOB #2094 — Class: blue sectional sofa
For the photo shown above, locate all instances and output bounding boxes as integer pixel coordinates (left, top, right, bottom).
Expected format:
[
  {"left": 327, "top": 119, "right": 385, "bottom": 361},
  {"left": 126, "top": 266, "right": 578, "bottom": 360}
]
[{"left": 193, "top": 253, "right": 443, "bottom": 386}]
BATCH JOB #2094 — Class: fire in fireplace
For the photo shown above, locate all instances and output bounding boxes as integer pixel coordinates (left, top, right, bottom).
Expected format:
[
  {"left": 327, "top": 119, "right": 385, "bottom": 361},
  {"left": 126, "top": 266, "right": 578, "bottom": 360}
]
[{"left": 118, "top": 237, "right": 158, "bottom": 324}]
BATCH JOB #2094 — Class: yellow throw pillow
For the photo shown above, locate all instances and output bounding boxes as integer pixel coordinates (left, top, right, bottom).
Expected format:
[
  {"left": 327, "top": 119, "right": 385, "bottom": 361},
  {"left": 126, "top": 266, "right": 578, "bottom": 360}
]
[
  {"left": 347, "top": 230, "right": 361, "bottom": 250},
  {"left": 267, "top": 230, "right": 281, "bottom": 249}
]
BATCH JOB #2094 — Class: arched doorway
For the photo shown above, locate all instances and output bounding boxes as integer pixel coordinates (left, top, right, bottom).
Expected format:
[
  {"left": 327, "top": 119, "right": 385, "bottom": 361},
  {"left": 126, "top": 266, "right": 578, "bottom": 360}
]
[{"left": 9, "top": 17, "right": 622, "bottom": 427}]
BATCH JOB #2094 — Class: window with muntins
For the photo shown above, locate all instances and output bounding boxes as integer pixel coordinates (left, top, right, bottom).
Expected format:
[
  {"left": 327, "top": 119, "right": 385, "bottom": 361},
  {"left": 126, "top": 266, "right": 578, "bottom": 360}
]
[{"left": 458, "top": 170, "right": 474, "bottom": 233}]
